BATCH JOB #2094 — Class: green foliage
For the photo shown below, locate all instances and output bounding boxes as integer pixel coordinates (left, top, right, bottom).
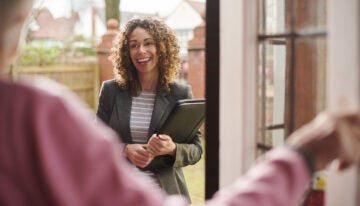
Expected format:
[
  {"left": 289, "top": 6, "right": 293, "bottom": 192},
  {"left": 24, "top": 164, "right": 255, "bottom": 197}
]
[
  {"left": 70, "top": 40, "right": 97, "bottom": 57},
  {"left": 19, "top": 40, "right": 61, "bottom": 66},
  {"left": 73, "top": 46, "right": 97, "bottom": 56},
  {"left": 73, "top": 34, "right": 87, "bottom": 42},
  {"left": 19, "top": 37, "right": 97, "bottom": 66}
]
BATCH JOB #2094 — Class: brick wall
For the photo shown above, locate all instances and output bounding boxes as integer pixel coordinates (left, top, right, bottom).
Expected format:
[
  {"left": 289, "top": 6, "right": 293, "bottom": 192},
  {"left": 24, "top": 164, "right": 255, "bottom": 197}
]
[
  {"left": 187, "top": 24, "right": 205, "bottom": 99},
  {"left": 32, "top": 9, "right": 79, "bottom": 41},
  {"left": 97, "top": 19, "right": 119, "bottom": 85}
]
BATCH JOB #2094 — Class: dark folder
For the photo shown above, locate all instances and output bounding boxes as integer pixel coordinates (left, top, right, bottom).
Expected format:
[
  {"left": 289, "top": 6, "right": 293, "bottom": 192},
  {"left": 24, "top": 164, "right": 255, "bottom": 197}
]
[
  {"left": 142, "top": 99, "right": 206, "bottom": 171},
  {"left": 158, "top": 99, "right": 206, "bottom": 143}
]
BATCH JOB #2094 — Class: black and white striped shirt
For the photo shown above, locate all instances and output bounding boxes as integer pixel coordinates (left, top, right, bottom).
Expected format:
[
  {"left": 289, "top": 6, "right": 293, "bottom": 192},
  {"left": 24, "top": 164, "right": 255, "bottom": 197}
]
[
  {"left": 130, "top": 91, "right": 156, "bottom": 143},
  {"left": 129, "top": 91, "right": 161, "bottom": 187}
]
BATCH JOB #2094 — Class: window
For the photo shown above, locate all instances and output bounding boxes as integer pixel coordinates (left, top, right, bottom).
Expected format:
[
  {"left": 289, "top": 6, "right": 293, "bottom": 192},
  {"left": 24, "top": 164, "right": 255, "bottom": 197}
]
[
  {"left": 257, "top": 0, "right": 327, "bottom": 155},
  {"left": 175, "top": 29, "right": 194, "bottom": 56}
]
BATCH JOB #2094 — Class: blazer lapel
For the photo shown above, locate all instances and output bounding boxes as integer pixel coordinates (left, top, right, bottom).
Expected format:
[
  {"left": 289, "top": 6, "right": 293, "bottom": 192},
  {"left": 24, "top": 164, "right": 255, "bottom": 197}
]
[{"left": 148, "top": 85, "right": 170, "bottom": 137}]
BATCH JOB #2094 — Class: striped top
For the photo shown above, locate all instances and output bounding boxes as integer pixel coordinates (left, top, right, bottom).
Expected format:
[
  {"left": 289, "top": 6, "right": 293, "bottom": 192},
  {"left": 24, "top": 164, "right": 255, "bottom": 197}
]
[
  {"left": 130, "top": 91, "right": 159, "bottom": 185},
  {"left": 130, "top": 91, "right": 156, "bottom": 143}
]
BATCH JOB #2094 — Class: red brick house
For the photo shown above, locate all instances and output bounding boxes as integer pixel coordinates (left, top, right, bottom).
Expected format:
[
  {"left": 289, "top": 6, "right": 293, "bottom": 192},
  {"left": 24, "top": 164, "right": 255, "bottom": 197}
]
[{"left": 31, "top": 8, "right": 79, "bottom": 41}]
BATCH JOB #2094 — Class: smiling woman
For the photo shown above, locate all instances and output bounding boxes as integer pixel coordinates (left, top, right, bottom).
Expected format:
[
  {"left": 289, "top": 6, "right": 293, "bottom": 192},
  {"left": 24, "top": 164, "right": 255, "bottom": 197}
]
[{"left": 96, "top": 17, "right": 203, "bottom": 203}]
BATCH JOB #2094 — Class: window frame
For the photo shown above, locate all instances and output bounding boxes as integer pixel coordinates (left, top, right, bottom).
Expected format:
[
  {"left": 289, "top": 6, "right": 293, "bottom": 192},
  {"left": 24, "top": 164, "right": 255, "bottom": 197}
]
[{"left": 257, "top": 0, "right": 327, "bottom": 154}]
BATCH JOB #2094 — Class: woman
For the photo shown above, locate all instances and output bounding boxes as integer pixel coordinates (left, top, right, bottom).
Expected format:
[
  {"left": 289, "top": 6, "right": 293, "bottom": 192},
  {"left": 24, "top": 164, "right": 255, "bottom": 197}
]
[{"left": 96, "top": 17, "right": 203, "bottom": 201}]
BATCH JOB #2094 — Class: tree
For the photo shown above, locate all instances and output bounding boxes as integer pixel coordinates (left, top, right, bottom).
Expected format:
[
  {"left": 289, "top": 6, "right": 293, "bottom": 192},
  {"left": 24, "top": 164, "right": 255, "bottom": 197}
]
[{"left": 105, "top": 0, "right": 120, "bottom": 23}]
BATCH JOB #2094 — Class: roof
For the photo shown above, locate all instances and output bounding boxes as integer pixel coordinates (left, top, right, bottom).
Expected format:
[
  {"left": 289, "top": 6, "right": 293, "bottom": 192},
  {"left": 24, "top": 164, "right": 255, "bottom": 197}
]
[
  {"left": 187, "top": 0, "right": 205, "bottom": 19},
  {"left": 165, "top": 0, "right": 204, "bottom": 30}
]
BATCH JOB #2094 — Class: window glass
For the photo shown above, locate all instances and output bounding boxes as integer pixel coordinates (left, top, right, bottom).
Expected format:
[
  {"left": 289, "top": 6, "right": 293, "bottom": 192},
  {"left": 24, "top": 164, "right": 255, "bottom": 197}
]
[
  {"left": 294, "top": 37, "right": 327, "bottom": 116},
  {"left": 259, "top": 0, "right": 287, "bottom": 34},
  {"left": 257, "top": 0, "right": 327, "bottom": 154},
  {"left": 294, "top": 0, "right": 327, "bottom": 31},
  {"left": 257, "top": 39, "right": 287, "bottom": 152}
]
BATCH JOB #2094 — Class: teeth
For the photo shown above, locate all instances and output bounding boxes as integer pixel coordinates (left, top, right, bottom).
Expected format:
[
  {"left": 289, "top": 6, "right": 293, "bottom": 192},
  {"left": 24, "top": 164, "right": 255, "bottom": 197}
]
[{"left": 138, "top": 58, "right": 150, "bottom": 63}]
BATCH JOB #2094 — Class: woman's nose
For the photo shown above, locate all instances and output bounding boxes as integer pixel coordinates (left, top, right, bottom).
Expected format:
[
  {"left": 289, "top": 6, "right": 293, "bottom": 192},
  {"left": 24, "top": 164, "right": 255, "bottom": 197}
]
[{"left": 138, "top": 44, "right": 147, "bottom": 53}]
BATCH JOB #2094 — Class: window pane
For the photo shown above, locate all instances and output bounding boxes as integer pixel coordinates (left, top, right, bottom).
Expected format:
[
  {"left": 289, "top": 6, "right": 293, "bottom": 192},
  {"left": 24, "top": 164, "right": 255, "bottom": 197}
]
[
  {"left": 271, "top": 128, "right": 285, "bottom": 147},
  {"left": 256, "top": 128, "right": 285, "bottom": 157},
  {"left": 293, "top": 37, "right": 327, "bottom": 128},
  {"left": 257, "top": 0, "right": 327, "bottom": 156},
  {"left": 259, "top": 0, "right": 287, "bottom": 34},
  {"left": 258, "top": 40, "right": 287, "bottom": 126},
  {"left": 259, "top": 0, "right": 327, "bottom": 34},
  {"left": 258, "top": 39, "right": 287, "bottom": 152},
  {"left": 294, "top": 0, "right": 327, "bottom": 31}
]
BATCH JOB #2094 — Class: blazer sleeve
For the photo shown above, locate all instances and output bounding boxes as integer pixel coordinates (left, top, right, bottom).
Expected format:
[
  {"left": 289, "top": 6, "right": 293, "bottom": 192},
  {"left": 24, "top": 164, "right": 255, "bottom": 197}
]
[
  {"left": 96, "top": 80, "right": 115, "bottom": 124},
  {"left": 172, "top": 85, "right": 203, "bottom": 168}
]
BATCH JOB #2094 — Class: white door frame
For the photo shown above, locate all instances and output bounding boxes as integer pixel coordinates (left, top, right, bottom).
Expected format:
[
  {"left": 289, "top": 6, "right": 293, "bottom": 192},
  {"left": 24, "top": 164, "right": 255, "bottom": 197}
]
[
  {"left": 326, "top": 0, "right": 360, "bottom": 205},
  {"left": 219, "top": 0, "right": 257, "bottom": 187}
]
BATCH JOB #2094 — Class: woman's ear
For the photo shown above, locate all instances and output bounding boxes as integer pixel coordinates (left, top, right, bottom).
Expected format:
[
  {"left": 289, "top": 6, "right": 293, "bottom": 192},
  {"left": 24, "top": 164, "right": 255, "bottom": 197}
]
[
  {"left": 14, "top": 12, "right": 28, "bottom": 25},
  {"left": 1, "top": 11, "right": 29, "bottom": 65},
  {"left": 0, "top": 0, "right": 33, "bottom": 68}
]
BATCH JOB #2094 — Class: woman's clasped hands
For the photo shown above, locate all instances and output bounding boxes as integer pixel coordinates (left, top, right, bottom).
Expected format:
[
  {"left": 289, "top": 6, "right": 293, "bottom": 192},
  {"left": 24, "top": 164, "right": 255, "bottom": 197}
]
[
  {"left": 124, "top": 134, "right": 176, "bottom": 168},
  {"left": 147, "top": 134, "right": 177, "bottom": 157},
  {"left": 124, "top": 143, "right": 153, "bottom": 168}
]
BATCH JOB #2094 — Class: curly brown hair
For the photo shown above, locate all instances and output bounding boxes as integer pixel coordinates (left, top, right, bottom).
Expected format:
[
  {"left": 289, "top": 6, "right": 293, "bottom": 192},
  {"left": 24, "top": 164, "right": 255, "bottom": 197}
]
[{"left": 110, "top": 17, "right": 181, "bottom": 96}]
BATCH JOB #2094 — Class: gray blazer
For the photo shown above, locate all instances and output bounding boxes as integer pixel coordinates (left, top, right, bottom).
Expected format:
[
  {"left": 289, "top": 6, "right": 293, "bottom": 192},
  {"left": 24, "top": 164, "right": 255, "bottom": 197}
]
[{"left": 96, "top": 79, "right": 203, "bottom": 200}]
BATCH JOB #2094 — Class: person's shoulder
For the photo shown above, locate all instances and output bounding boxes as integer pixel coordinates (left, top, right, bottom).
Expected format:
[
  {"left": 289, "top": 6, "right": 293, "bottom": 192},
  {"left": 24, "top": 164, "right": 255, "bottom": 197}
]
[
  {"left": 1, "top": 76, "right": 92, "bottom": 116},
  {"left": 0, "top": 77, "right": 75, "bottom": 124},
  {"left": 101, "top": 78, "right": 124, "bottom": 92},
  {"left": 168, "top": 81, "right": 192, "bottom": 99},
  {"left": 170, "top": 81, "right": 191, "bottom": 92},
  {"left": 102, "top": 78, "right": 117, "bottom": 86},
  {"left": 0, "top": 77, "right": 54, "bottom": 103}
]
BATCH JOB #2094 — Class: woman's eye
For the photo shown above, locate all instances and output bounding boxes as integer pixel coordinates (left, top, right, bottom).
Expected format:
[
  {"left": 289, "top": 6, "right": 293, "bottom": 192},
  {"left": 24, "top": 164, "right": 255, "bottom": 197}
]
[{"left": 129, "top": 44, "right": 138, "bottom": 49}]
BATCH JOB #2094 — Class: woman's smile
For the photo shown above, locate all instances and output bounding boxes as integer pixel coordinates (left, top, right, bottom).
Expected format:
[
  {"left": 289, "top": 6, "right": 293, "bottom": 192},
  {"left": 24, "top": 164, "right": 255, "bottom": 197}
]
[{"left": 137, "top": 57, "right": 152, "bottom": 64}]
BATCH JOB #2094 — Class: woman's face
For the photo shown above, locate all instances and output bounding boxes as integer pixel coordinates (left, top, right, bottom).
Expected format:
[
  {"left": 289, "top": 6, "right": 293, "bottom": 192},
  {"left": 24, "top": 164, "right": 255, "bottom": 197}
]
[{"left": 128, "top": 27, "right": 159, "bottom": 77}]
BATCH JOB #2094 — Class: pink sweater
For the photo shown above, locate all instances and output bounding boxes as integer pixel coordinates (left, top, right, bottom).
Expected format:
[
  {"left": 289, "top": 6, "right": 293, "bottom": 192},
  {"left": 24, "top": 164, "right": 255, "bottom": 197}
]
[
  {"left": 0, "top": 78, "right": 311, "bottom": 206},
  {"left": 206, "top": 148, "right": 311, "bottom": 206}
]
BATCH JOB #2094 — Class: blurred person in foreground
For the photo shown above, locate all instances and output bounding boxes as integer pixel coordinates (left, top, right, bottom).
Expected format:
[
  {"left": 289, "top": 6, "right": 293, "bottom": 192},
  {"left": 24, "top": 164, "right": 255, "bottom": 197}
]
[{"left": 1, "top": 0, "right": 360, "bottom": 206}]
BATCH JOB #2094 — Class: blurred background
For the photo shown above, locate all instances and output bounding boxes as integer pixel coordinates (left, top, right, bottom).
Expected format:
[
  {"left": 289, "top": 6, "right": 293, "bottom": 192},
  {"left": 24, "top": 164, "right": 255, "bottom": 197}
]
[{"left": 11, "top": 0, "right": 206, "bottom": 111}]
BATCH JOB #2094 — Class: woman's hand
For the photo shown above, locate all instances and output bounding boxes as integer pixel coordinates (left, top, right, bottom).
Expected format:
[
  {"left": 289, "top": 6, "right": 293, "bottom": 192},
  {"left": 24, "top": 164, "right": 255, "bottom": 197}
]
[
  {"left": 124, "top": 144, "right": 153, "bottom": 168},
  {"left": 147, "top": 134, "right": 177, "bottom": 157}
]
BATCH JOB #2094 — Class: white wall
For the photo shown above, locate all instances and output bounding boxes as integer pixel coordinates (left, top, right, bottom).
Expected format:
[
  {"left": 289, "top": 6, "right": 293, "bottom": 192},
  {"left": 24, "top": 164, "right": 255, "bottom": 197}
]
[{"left": 219, "top": 0, "right": 257, "bottom": 188}]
